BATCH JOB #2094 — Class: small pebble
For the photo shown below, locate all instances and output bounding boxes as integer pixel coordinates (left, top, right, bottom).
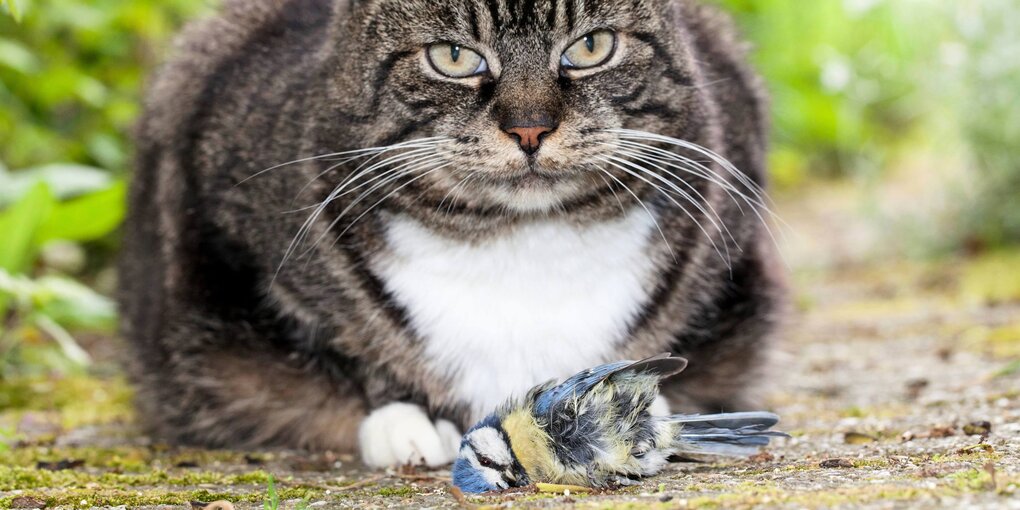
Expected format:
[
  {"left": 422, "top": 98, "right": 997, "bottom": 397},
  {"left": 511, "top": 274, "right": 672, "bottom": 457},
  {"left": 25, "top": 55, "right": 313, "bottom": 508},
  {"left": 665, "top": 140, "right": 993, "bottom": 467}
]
[
  {"left": 819, "top": 458, "right": 854, "bottom": 468},
  {"left": 844, "top": 432, "right": 877, "bottom": 444},
  {"left": 963, "top": 421, "right": 992, "bottom": 436},
  {"left": 10, "top": 497, "right": 46, "bottom": 509}
]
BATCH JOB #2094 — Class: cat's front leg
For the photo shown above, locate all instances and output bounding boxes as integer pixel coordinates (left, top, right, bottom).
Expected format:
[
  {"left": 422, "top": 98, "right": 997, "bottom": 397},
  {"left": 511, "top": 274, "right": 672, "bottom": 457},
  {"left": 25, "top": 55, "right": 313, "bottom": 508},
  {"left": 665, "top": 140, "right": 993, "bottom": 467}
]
[{"left": 358, "top": 402, "right": 462, "bottom": 468}]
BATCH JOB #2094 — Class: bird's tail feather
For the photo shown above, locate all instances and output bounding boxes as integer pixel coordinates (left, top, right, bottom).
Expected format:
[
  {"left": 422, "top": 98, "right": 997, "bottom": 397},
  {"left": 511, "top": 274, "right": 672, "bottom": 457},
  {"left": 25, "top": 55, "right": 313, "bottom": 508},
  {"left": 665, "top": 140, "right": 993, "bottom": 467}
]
[{"left": 667, "top": 411, "right": 788, "bottom": 457}]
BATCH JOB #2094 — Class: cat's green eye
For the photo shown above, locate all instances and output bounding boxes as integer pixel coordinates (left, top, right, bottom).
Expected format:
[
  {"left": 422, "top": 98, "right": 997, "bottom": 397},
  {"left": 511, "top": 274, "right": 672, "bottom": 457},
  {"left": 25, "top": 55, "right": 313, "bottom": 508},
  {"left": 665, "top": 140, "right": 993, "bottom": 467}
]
[
  {"left": 427, "top": 43, "right": 489, "bottom": 78},
  {"left": 561, "top": 30, "right": 617, "bottom": 70}
]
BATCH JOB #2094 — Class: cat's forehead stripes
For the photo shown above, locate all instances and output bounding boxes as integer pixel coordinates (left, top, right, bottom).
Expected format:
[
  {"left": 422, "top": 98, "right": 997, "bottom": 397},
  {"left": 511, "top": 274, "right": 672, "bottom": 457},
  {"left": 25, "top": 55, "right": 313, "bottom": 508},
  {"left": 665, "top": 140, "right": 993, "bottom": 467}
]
[{"left": 384, "top": 0, "right": 650, "bottom": 40}]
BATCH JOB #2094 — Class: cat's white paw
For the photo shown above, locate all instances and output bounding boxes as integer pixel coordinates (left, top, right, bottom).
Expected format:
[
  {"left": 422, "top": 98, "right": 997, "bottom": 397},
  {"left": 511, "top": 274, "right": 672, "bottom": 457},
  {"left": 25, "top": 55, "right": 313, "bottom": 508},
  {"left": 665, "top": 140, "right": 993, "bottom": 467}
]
[
  {"left": 358, "top": 402, "right": 462, "bottom": 468},
  {"left": 649, "top": 395, "right": 671, "bottom": 417}
]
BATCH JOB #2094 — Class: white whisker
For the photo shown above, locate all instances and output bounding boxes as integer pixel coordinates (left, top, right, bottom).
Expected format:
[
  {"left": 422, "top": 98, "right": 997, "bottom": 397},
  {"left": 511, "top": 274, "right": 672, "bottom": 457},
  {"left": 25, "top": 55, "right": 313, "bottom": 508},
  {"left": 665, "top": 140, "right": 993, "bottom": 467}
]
[
  {"left": 272, "top": 138, "right": 450, "bottom": 281},
  {"left": 239, "top": 136, "right": 448, "bottom": 186},
  {"left": 596, "top": 156, "right": 729, "bottom": 268},
  {"left": 303, "top": 156, "right": 448, "bottom": 257},
  {"left": 329, "top": 164, "right": 452, "bottom": 248},
  {"left": 607, "top": 130, "right": 792, "bottom": 250},
  {"left": 595, "top": 166, "right": 677, "bottom": 262},
  {"left": 602, "top": 154, "right": 738, "bottom": 267},
  {"left": 592, "top": 169, "right": 628, "bottom": 216}
]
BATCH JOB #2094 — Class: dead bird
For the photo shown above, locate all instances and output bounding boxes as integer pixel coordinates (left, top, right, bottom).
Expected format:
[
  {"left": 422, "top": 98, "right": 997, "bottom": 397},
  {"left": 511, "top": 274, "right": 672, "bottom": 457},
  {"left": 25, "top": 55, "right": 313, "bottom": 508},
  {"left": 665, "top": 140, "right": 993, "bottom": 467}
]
[{"left": 453, "top": 354, "right": 787, "bottom": 493}]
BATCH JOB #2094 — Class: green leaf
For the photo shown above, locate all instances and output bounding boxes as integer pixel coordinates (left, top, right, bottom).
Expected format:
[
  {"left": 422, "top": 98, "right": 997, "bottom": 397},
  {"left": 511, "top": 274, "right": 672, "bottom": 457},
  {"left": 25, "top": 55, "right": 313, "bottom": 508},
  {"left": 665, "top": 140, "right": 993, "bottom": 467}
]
[
  {"left": 33, "top": 274, "right": 117, "bottom": 331},
  {"left": 35, "top": 181, "right": 126, "bottom": 244},
  {"left": 0, "top": 164, "right": 112, "bottom": 208},
  {"left": 0, "top": 37, "right": 39, "bottom": 73},
  {"left": 0, "top": 182, "right": 54, "bottom": 274},
  {"left": 263, "top": 475, "right": 279, "bottom": 510},
  {"left": 1, "top": 0, "right": 22, "bottom": 22}
]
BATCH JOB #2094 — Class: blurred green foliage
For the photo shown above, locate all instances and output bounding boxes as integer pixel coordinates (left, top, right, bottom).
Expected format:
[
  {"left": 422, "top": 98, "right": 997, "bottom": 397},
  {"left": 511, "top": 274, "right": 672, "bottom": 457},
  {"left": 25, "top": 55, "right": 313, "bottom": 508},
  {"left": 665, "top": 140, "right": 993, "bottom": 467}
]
[
  {"left": 948, "top": 0, "right": 1020, "bottom": 249},
  {"left": 0, "top": 0, "right": 210, "bottom": 171},
  {"left": 715, "top": 0, "right": 952, "bottom": 185},
  {"left": 0, "top": 0, "right": 208, "bottom": 373},
  {"left": 0, "top": 164, "right": 122, "bottom": 377},
  {"left": 718, "top": 0, "right": 1019, "bottom": 252}
]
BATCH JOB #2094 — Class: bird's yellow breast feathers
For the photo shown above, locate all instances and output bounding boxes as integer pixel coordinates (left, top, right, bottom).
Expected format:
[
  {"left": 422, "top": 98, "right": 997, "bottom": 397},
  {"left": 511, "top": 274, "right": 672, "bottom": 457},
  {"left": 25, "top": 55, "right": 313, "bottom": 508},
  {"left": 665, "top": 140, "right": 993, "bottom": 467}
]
[{"left": 503, "top": 408, "right": 559, "bottom": 481}]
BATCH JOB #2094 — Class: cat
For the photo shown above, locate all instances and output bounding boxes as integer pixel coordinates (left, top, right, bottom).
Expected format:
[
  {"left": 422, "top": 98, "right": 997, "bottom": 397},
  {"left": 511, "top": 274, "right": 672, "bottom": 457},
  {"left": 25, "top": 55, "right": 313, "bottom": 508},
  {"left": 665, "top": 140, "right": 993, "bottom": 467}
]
[{"left": 120, "top": 0, "right": 785, "bottom": 468}]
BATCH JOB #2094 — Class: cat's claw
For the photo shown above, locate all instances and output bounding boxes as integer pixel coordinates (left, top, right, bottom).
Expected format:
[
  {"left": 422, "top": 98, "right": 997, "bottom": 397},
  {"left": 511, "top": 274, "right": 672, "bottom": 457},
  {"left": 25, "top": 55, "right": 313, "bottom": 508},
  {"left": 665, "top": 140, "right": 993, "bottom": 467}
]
[{"left": 358, "top": 402, "right": 462, "bottom": 468}]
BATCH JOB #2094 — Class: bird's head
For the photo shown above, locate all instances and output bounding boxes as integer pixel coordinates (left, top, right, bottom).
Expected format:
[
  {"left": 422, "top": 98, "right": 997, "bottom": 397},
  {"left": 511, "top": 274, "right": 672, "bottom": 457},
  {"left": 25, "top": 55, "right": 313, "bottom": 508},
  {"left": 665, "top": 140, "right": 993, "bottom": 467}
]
[{"left": 452, "top": 416, "right": 530, "bottom": 494}]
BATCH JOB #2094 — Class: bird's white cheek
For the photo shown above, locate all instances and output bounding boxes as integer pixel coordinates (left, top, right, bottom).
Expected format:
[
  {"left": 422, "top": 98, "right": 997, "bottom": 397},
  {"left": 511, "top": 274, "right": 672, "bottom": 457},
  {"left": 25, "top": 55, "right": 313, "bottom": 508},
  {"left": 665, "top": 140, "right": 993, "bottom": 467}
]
[{"left": 485, "top": 469, "right": 507, "bottom": 489}]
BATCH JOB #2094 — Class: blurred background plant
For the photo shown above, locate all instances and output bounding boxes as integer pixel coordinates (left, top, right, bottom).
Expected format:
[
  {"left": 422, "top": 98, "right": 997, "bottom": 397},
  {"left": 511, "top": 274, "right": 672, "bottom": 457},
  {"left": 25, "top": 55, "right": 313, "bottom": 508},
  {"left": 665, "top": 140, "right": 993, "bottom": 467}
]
[
  {"left": 1, "top": 0, "right": 1018, "bottom": 372},
  {"left": 0, "top": 0, "right": 209, "bottom": 379}
]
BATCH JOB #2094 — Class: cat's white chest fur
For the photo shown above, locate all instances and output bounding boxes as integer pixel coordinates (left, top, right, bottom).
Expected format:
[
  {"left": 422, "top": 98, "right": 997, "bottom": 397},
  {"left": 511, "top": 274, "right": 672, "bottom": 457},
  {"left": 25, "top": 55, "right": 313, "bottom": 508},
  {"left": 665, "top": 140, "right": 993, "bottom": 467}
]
[{"left": 376, "top": 209, "right": 659, "bottom": 419}]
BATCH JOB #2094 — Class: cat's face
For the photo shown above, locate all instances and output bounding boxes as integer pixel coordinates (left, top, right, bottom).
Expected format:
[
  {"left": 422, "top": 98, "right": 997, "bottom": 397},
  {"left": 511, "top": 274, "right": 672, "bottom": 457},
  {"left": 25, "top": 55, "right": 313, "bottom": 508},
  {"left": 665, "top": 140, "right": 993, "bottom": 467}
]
[{"left": 334, "top": 0, "right": 702, "bottom": 214}]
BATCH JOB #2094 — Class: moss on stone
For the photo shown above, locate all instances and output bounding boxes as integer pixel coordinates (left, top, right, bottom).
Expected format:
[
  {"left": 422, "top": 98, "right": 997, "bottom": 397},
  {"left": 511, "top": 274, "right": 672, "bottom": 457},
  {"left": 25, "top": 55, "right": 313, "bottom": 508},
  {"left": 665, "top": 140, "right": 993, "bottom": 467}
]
[
  {"left": 375, "top": 486, "right": 417, "bottom": 498},
  {"left": 960, "top": 250, "right": 1020, "bottom": 305},
  {"left": 0, "top": 375, "right": 134, "bottom": 431},
  {"left": 0, "top": 466, "right": 281, "bottom": 491},
  {"left": 0, "top": 486, "right": 326, "bottom": 509}
]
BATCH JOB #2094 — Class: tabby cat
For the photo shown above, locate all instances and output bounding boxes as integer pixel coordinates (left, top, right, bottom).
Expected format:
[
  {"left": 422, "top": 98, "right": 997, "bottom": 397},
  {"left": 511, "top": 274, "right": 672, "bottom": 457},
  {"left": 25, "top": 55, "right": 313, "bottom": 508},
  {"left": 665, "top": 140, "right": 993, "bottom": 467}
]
[{"left": 121, "top": 0, "right": 785, "bottom": 467}]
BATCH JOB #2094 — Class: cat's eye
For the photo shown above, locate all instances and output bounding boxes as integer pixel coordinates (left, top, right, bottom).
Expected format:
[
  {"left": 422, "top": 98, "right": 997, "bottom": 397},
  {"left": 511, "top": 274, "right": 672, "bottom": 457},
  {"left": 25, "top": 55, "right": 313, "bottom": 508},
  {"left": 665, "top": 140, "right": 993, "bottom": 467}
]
[
  {"left": 561, "top": 30, "right": 617, "bottom": 70},
  {"left": 427, "top": 43, "right": 489, "bottom": 78}
]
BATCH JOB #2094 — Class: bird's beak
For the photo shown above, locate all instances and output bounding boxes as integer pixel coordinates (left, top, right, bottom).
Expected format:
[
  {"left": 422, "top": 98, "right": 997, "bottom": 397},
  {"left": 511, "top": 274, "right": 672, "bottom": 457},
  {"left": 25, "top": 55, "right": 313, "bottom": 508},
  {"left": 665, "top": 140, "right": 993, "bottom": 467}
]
[{"left": 504, "top": 464, "right": 530, "bottom": 488}]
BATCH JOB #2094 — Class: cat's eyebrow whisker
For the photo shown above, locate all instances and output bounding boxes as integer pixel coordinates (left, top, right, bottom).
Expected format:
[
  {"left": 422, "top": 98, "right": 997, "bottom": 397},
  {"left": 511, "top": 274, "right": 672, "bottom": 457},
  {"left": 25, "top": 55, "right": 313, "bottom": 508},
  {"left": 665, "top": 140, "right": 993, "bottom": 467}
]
[
  {"left": 594, "top": 166, "right": 678, "bottom": 263},
  {"left": 595, "top": 156, "right": 730, "bottom": 269},
  {"left": 603, "top": 149, "right": 741, "bottom": 255},
  {"left": 240, "top": 136, "right": 447, "bottom": 185}
]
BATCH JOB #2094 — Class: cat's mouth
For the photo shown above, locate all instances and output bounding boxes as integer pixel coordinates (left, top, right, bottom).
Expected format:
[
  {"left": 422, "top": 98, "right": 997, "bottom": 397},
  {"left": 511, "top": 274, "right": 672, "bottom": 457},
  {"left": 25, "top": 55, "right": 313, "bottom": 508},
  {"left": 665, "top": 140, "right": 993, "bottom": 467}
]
[
  {"left": 481, "top": 164, "right": 581, "bottom": 189},
  {"left": 446, "top": 160, "right": 593, "bottom": 213}
]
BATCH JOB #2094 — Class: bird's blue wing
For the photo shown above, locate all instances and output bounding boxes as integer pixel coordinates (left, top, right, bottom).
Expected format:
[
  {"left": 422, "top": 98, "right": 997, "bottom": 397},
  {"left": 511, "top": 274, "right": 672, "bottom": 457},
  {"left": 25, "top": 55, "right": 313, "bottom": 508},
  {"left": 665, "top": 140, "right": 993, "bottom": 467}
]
[
  {"left": 532, "top": 354, "right": 687, "bottom": 415},
  {"left": 533, "top": 361, "right": 632, "bottom": 415}
]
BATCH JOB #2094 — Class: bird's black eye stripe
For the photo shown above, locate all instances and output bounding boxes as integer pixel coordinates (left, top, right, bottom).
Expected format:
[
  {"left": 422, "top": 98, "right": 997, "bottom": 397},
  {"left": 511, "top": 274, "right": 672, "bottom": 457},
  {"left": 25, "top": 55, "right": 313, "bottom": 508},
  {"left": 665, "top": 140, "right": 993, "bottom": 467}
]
[{"left": 477, "top": 455, "right": 510, "bottom": 470}]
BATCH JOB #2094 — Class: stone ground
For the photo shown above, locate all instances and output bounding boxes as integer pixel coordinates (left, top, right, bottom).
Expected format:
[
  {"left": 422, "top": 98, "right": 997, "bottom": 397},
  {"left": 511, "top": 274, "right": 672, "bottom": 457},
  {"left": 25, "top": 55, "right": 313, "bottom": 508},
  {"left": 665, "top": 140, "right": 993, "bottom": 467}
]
[{"left": 2, "top": 184, "right": 1019, "bottom": 509}]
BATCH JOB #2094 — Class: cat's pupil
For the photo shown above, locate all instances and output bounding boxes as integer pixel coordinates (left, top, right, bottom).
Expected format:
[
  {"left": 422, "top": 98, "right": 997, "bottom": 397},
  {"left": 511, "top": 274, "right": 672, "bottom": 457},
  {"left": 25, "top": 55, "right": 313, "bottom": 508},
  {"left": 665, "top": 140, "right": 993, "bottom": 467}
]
[
  {"left": 451, "top": 45, "right": 461, "bottom": 63},
  {"left": 585, "top": 35, "right": 595, "bottom": 53}
]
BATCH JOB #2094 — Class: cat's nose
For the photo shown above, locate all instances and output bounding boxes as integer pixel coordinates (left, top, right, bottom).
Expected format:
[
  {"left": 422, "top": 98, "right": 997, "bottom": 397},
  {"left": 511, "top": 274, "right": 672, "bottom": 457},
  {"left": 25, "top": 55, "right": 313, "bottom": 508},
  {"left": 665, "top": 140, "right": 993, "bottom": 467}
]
[{"left": 503, "top": 123, "right": 557, "bottom": 155}]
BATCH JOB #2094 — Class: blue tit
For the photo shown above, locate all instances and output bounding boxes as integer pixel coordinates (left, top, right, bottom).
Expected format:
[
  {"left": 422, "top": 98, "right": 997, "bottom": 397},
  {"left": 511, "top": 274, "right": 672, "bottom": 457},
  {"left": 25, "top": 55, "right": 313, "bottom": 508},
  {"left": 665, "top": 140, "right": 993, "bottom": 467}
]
[{"left": 453, "top": 354, "right": 787, "bottom": 493}]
